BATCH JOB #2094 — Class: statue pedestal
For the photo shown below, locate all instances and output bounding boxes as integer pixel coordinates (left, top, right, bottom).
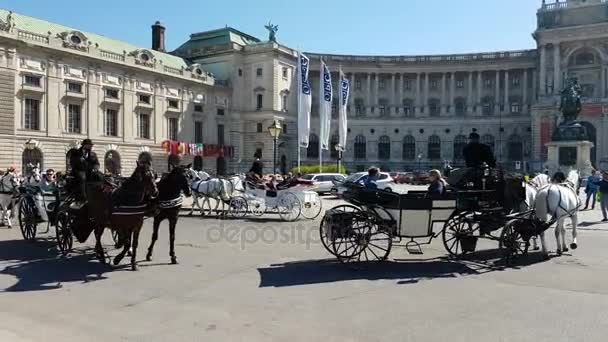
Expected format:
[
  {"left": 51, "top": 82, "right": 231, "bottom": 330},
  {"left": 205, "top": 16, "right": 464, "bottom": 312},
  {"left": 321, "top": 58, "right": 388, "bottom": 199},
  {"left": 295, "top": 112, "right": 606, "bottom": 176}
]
[{"left": 545, "top": 140, "right": 594, "bottom": 177}]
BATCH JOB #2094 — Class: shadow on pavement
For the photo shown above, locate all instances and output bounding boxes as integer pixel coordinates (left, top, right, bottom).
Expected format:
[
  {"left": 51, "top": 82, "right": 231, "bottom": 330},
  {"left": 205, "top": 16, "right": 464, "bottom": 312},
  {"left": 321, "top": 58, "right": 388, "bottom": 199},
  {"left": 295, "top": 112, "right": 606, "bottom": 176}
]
[{"left": 0, "top": 238, "right": 114, "bottom": 292}]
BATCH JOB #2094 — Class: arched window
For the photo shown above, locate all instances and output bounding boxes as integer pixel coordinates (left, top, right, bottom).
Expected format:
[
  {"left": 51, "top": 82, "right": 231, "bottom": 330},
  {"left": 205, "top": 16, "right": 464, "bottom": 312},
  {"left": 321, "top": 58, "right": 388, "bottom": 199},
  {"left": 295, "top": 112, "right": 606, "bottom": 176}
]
[
  {"left": 453, "top": 135, "right": 467, "bottom": 161},
  {"left": 330, "top": 134, "right": 339, "bottom": 159},
  {"left": 354, "top": 98, "right": 365, "bottom": 117},
  {"left": 307, "top": 134, "right": 319, "bottom": 158},
  {"left": 429, "top": 98, "right": 441, "bottom": 117},
  {"left": 508, "top": 134, "right": 523, "bottom": 161},
  {"left": 22, "top": 147, "right": 43, "bottom": 176},
  {"left": 193, "top": 156, "right": 203, "bottom": 171},
  {"left": 104, "top": 150, "right": 121, "bottom": 176},
  {"left": 481, "top": 134, "right": 495, "bottom": 154},
  {"left": 482, "top": 96, "right": 495, "bottom": 116},
  {"left": 402, "top": 99, "right": 414, "bottom": 118},
  {"left": 402, "top": 135, "right": 416, "bottom": 160},
  {"left": 454, "top": 97, "right": 466, "bottom": 116},
  {"left": 354, "top": 135, "right": 366, "bottom": 160},
  {"left": 378, "top": 98, "right": 389, "bottom": 117},
  {"left": 378, "top": 135, "right": 391, "bottom": 160},
  {"left": 428, "top": 135, "right": 441, "bottom": 160},
  {"left": 575, "top": 52, "right": 596, "bottom": 66},
  {"left": 66, "top": 148, "right": 78, "bottom": 172}
]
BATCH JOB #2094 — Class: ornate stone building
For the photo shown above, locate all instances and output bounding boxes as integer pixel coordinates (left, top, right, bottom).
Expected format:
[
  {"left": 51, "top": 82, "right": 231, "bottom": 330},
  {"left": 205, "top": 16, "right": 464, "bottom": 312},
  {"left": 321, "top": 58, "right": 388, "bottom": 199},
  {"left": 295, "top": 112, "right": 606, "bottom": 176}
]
[{"left": 1, "top": 0, "right": 608, "bottom": 175}]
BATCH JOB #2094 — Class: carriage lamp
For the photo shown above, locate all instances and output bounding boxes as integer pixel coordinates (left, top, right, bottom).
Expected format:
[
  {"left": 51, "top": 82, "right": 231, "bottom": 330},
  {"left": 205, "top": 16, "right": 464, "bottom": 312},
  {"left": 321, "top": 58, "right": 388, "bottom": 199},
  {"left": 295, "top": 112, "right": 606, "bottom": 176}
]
[{"left": 267, "top": 120, "right": 282, "bottom": 175}]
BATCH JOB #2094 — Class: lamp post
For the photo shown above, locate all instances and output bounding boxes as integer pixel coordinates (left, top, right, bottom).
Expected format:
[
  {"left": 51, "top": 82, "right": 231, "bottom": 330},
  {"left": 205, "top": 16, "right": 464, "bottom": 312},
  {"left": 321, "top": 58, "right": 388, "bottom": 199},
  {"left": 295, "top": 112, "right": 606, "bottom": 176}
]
[
  {"left": 267, "top": 120, "right": 282, "bottom": 175},
  {"left": 417, "top": 153, "right": 423, "bottom": 173}
]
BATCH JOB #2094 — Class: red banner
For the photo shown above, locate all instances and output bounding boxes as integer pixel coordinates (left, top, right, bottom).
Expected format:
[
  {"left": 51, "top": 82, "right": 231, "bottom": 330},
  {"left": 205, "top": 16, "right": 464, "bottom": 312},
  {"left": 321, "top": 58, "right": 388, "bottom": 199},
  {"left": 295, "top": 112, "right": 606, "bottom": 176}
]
[
  {"left": 203, "top": 145, "right": 234, "bottom": 158},
  {"left": 540, "top": 118, "right": 553, "bottom": 159},
  {"left": 161, "top": 140, "right": 231, "bottom": 157}
]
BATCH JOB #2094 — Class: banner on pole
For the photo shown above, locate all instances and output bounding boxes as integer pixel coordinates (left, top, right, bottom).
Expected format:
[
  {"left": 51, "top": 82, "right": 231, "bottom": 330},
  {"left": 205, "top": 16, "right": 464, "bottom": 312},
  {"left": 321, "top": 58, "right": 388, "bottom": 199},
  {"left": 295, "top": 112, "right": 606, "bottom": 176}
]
[
  {"left": 337, "top": 68, "right": 349, "bottom": 152},
  {"left": 319, "top": 59, "right": 332, "bottom": 151},
  {"left": 297, "top": 52, "right": 312, "bottom": 148}
]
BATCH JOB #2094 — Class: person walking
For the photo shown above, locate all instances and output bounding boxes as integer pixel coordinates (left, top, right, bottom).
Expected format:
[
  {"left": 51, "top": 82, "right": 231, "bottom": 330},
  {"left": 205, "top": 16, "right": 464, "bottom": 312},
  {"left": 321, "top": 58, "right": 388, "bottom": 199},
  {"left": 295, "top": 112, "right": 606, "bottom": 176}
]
[
  {"left": 584, "top": 171, "right": 601, "bottom": 210},
  {"left": 593, "top": 171, "right": 608, "bottom": 222}
]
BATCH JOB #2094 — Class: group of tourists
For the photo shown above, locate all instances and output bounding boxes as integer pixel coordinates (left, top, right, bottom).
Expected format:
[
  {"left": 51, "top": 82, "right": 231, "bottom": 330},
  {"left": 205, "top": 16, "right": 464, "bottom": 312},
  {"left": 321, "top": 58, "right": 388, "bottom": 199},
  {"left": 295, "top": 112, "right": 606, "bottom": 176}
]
[{"left": 582, "top": 170, "right": 608, "bottom": 221}]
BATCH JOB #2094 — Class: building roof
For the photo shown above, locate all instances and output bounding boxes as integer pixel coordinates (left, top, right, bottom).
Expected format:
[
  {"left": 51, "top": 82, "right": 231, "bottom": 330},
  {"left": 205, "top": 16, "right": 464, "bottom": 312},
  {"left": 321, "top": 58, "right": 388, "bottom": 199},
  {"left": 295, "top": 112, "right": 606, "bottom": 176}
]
[
  {"left": 173, "top": 27, "right": 261, "bottom": 56},
  {"left": 0, "top": 8, "right": 188, "bottom": 69}
]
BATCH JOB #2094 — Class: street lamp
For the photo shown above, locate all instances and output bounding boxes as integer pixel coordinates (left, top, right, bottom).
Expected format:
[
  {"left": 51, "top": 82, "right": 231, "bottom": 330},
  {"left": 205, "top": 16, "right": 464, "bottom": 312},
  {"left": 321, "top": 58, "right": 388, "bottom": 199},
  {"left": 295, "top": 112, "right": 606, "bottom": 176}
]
[
  {"left": 267, "top": 120, "right": 282, "bottom": 175},
  {"left": 417, "top": 153, "right": 423, "bottom": 173}
]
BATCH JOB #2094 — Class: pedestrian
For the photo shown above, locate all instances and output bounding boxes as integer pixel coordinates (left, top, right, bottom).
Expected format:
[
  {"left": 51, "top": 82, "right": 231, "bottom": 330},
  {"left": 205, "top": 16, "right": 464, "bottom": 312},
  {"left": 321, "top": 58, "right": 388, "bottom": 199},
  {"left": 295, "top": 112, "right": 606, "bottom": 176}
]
[
  {"left": 593, "top": 171, "right": 608, "bottom": 222},
  {"left": 584, "top": 171, "right": 601, "bottom": 210},
  {"left": 427, "top": 169, "right": 447, "bottom": 197}
]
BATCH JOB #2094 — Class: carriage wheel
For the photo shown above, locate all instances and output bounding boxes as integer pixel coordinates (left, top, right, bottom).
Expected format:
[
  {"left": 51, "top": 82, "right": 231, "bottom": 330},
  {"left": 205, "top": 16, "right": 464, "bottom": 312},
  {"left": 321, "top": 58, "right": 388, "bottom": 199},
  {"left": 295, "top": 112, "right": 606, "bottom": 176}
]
[
  {"left": 277, "top": 192, "right": 301, "bottom": 222},
  {"left": 499, "top": 219, "right": 529, "bottom": 263},
  {"left": 332, "top": 210, "right": 392, "bottom": 263},
  {"left": 250, "top": 200, "right": 266, "bottom": 216},
  {"left": 18, "top": 198, "right": 37, "bottom": 241},
  {"left": 442, "top": 212, "right": 477, "bottom": 258},
  {"left": 300, "top": 192, "right": 323, "bottom": 220},
  {"left": 229, "top": 196, "right": 248, "bottom": 218},
  {"left": 56, "top": 211, "right": 74, "bottom": 254},
  {"left": 319, "top": 205, "right": 360, "bottom": 257},
  {"left": 201, "top": 197, "right": 214, "bottom": 217}
]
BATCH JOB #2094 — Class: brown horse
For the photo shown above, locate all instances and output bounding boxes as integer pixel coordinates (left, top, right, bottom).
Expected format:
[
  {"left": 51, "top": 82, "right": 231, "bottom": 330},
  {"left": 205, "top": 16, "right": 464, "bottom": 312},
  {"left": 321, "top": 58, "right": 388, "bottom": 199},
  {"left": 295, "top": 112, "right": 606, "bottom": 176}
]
[{"left": 88, "top": 163, "right": 158, "bottom": 271}]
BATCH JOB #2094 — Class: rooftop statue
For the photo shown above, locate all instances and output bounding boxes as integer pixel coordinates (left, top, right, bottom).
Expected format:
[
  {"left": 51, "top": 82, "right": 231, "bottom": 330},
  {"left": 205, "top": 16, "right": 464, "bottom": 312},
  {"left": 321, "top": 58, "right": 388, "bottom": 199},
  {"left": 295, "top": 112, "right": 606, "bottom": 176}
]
[{"left": 265, "top": 21, "right": 278, "bottom": 42}]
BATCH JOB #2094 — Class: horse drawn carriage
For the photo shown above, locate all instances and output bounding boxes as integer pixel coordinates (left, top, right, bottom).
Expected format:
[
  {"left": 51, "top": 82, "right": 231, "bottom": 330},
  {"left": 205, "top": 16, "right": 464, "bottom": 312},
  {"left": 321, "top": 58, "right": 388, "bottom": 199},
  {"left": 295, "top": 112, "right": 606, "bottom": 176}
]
[{"left": 320, "top": 166, "right": 554, "bottom": 264}]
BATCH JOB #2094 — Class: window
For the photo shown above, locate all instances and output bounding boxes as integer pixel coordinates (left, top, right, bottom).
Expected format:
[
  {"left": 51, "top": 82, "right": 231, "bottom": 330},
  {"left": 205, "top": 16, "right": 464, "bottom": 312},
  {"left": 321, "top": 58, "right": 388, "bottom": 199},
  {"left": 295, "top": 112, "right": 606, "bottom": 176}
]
[
  {"left": 105, "top": 88, "right": 119, "bottom": 99},
  {"left": 256, "top": 94, "right": 263, "bottom": 110},
  {"left": 218, "top": 124, "right": 225, "bottom": 145},
  {"left": 105, "top": 109, "right": 118, "bottom": 136},
  {"left": 378, "top": 99, "right": 389, "bottom": 117},
  {"left": 402, "top": 136, "right": 416, "bottom": 160},
  {"left": 24, "top": 75, "right": 41, "bottom": 87},
  {"left": 429, "top": 99, "right": 440, "bottom": 117},
  {"left": 330, "top": 135, "right": 339, "bottom": 159},
  {"left": 456, "top": 79, "right": 464, "bottom": 88},
  {"left": 67, "top": 104, "right": 81, "bottom": 133},
  {"left": 378, "top": 135, "right": 390, "bottom": 160},
  {"left": 281, "top": 95, "right": 288, "bottom": 112},
  {"left": 354, "top": 135, "right": 366, "bottom": 160},
  {"left": 138, "top": 113, "right": 150, "bottom": 139},
  {"left": 508, "top": 134, "right": 523, "bottom": 161},
  {"left": 195, "top": 121, "right": 203, "bottom": 143},
  {"left": 454, "top": 98, "right": 466, "bottom": 116},
  {"left": 193, "top": 156, "right": 203, "bottom": 171},
  {"left": 484, "top": 78, "right": 493, "bottom": 89},
  {"left": 355, "top": 79, "right": 362, "bottom": 90},
  {"left": 482, "top": 97, "right": 494, "bottom": 116},
  {"left": 430, "top": 79, "right": 438, "bottom": 90},
  {"left": 139, "top": 94, "right": 151, "bottom": 104},
  {"left": 256, "top": 123, "right": 263, "bottom": 133},
  {"left": 511, "top": 76, "right": 520, "bottom": 88},
  {"left": 378, "top": 79, "right": 386, "bottom": 90},
  {"left": 238, "top": 69, "right": 243, "bottom": 77},
  {"left": 168, "top": 99, "right": 179, "bottom": 109},
  {"left": 453, "top": 135, "right": 467, "bottom": 161},
  {"left": 307, "top": 134, "right": 319, "bottom": 158},
  {"left": 194, "top": 104, "right": 203, "bottom": 112},
  {"left": 481, "top": 134, "right": 495, "bottom": 153},
  {"left": 404, "top": 79, "right": 412, "bottom": 90},
  {"left": 256, "top": 67, "right": 263, "bottom": 77},
  {"left": 355, "top": 98, "right": 365, "bottom": 116},
  {"left": 428, "top": 135, "right": 441, "bottom": 160},
  {"left": 168, "top": 117, "right": 178, "bottom": 141},
  {"left": 255, "top": 148, "right": 263, "bottom": 159},
  {"left": 403, "top": 99, "right": 414, "bottom": 118},
  {"left": 575, "top": 52, "right": 595, "bottom": 66},
  {"left": 24, "top": 98, "right": 40, "bottom": 130},
  {"left": 217, "top": 108, "right": 225, "bottom": 116},
  {"left": 510, "top": 102, "right": 521, "bottom": 113},
  {"left": 282, "top": 123, "right": 287, "bottom": 134},
  {"left": 67, "top": 82, "right": 82, "bottom": 93},
  {"left": 282, "top": 67, "right": 288, "bottom": 79}
]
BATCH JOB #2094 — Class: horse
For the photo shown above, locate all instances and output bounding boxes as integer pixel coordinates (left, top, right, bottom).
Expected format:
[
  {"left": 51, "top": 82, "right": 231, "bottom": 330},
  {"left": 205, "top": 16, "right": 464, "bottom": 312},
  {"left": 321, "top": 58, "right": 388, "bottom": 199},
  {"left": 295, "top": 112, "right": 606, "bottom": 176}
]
[
  {"left": 534, "top": 169, "right": 580, "bottom": 256},
  {"left": 0, "top": 171, "right": 20, "bottom": 228},
  {"left": 88, "top": 163, "right": 158, "bottom": 270},
  {"left": 185, "top": 168, "right": 210, "bottom": 215},
  {"left": 189, "top": 171, "right": 243, "bottom": 217},
  {"left": 146, "top": 164, "right": 192, "bottom": 264}
]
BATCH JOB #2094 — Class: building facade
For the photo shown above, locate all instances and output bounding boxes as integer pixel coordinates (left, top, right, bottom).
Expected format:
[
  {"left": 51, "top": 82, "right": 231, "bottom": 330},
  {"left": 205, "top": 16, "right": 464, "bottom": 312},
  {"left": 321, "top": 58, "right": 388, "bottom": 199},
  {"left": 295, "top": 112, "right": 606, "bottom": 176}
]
[{"left": 1, "top": 0, "right": 608, "bottom": 175}]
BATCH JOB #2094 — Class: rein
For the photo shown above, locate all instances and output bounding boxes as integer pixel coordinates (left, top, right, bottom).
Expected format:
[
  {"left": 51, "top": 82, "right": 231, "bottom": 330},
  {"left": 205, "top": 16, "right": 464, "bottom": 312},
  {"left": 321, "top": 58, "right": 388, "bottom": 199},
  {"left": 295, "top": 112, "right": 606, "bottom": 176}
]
[{"left": 545, "top": 182, "right": 581, "bottom": 221}]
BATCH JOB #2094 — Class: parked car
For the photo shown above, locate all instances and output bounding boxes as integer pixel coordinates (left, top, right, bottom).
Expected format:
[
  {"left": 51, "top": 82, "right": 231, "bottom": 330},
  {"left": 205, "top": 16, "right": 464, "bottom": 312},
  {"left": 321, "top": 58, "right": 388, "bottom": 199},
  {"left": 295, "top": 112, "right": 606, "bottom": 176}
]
[
  {"left": 411, "top": 172, "right": 430, "bottom": 185},
  {"left": 330, "top": 172, "right": 395, "bottom": 197},
  {"left": 301, "top": 173, "right": 346, "bottom": 194},
  {"left": 389, "top": 172, "right": 412, "bottom": 184}
]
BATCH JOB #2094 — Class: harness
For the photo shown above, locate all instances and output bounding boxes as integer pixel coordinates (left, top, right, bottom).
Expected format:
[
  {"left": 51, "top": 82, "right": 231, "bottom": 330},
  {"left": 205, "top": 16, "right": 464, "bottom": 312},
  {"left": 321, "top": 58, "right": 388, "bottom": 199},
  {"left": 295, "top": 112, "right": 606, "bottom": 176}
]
[
  {"left": 545, "top": 181, "right": 580, "bottom": 220},
  {"left": 158, "top": 197, "right": 183, "bottom": 209}
]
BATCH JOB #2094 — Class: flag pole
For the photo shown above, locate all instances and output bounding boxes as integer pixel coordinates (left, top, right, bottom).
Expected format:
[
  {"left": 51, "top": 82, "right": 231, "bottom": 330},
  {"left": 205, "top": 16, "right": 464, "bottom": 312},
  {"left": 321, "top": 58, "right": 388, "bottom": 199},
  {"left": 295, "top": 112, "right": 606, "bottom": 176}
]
[
  {"left": 297, "top": 49, "right": 301, "bottom": 173},
  {"left": 319, "top": 57, "right": 323, "bottom": 173}
]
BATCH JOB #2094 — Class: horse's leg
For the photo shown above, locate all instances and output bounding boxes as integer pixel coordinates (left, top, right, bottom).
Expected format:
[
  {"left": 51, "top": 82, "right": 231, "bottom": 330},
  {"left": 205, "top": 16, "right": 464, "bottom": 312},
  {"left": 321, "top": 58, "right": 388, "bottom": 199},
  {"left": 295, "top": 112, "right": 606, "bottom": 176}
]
[
  {"left": 555, "top": 219, "right": 563, "bottom": 255},
  {"left": 131, "top": 221, "right": 142, "bottom": 271},
  {"left": 113, "top": 226, "right": 131, "bottom": 266},
  {"left": 146, "top": 216, "right": 161, "bottom": 261},
  {"left": 560, "top": 219, "right": 569, "bottom": 253},
  {"left": 539, "top": 231, "right": 549, "bottom": 258},
  {"left": 169, "top": 211, "right": 178, "bottom": 264},
  {"left": 94, "top": 225, "right": 106, "bottom": 264},
  {"left": 570, "top": 213, "right": 578, "bottom": 250}
]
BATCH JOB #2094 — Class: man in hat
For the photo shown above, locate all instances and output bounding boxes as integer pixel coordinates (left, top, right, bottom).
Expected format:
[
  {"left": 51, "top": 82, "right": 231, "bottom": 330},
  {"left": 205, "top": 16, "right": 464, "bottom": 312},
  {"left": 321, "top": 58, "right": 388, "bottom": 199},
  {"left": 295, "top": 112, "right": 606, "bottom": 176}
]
[
  {"left": 463, "top": 132, "right": 496, "bottom": 168},
  {"left": 69, "top": 139, "right": 99, "bottom": 208}
]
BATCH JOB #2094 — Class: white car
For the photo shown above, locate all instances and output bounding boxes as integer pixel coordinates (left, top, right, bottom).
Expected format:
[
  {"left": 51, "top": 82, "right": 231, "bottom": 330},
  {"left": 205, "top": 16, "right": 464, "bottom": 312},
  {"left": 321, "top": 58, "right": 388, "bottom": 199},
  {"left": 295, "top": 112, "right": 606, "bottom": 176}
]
[
  {"left": 301, "top": 173, "right": 346, "bottom": 194},
  {"left": 330, "top": 172, "right": 395, "bottom": 197}
]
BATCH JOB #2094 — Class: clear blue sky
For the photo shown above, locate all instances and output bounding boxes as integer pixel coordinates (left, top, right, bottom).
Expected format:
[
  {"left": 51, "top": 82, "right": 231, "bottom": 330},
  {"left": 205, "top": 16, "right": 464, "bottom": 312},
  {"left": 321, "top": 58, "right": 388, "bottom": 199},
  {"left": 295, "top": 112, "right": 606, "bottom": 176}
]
[{"left": 2, "top": 0, "right": 541, "bottom": 55}]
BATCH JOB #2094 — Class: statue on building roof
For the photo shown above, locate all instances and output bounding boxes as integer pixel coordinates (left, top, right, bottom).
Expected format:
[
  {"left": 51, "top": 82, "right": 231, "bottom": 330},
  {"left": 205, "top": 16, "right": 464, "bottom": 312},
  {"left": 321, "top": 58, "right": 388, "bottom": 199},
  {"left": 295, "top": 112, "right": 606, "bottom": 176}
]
[
  {"left": 0, "top": 11, "right": 14, "bottom": 32},
  {"left": 265, "top": 21, "right": 278, "bottom": 42}
]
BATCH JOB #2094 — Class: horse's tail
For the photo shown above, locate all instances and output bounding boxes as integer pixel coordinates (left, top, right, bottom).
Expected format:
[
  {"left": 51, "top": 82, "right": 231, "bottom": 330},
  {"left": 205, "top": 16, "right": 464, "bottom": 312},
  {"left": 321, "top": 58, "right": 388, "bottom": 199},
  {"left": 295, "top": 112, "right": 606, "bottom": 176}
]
[{"left": 534, "top": 188, "right": 549, "bottom": 222}]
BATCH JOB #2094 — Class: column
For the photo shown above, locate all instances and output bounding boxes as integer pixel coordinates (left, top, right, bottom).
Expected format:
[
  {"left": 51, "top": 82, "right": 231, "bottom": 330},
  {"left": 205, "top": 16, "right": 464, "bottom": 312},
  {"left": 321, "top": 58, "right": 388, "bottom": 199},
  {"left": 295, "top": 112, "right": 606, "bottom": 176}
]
[
  {"left": 366, "top": 73, "right": 371, "bottom": 113},
  {"left": 440, "top": 73, "right": 447, "bottom": 114},
  {"left": 523, "top": 69, "right": 528, "bottom": 107},
  {"left": 450, "top": 72, "right": 456, "bottom": 113},
  {"left": 553, "top": 43, "right": 561, "bottom": 93},
  {"left": 539, "top": 45, "right": 546, "bottom": 96},
  {"left": 415, "top": 73, "right": 421, "bottom": 115},
  {"left": 349, "top": 73, "right": 355, "bottom": 106},
  {"left": 476, "top": 71, "right": 482, "bottom": 115},
  {"left": 504, "top": 70, "right": 509, "bottom": 113},
  {"left": 494, "top": 70, "right": 500, "bottom": 114},
  {"left": 397, "top": 73, "right": 403, "bottom": 110},
  {"left": 423, "top": 73, "right": 429, "bottom": 114},
  {"left": 532, "top": 69, "right": 537, "bottom": 101},
  {"left": 391, "top": 73, "right": 396, "bottom": 114},
  {"left": 467, "top": 71, "right": 473, "bottom": 112},
  {"left": 601, "top": 66, "right": 606, "bottom": 98},
  {"left": 374, "top": 73, "right": 379, "bottom": 110}
]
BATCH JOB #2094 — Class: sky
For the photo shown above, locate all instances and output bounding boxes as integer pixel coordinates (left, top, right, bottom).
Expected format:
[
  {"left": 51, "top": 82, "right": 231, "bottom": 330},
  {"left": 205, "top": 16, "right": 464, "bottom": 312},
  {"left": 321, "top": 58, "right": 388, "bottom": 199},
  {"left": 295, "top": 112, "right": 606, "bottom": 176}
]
[{"left": 1, "top": 0, "right": 541, "bottom": 55}]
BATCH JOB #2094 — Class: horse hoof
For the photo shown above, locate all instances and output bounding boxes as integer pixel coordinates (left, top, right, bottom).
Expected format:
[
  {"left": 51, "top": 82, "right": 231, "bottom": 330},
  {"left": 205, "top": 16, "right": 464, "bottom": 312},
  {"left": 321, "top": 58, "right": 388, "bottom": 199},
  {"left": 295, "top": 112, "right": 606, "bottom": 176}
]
[
  {"left": 131, "top": 265, "right": 138, "bottom": 271},
  {"left": 113, "top": 257, "right": 122, "bottom": 266},
  {"left": 563, "top": 247, "right": 569, "bottom": 253},
  {"left": 146, "top": 255, "right": 152, "bottom": 262},
  {"left": 171, "top": 257, "right": 178, "bottom": 265},
  {"left": 570, "top": 243, "right": 578, "bottom": 250},
  {"left": 556, "top": 250, "right": 563, "bottom": 256}
]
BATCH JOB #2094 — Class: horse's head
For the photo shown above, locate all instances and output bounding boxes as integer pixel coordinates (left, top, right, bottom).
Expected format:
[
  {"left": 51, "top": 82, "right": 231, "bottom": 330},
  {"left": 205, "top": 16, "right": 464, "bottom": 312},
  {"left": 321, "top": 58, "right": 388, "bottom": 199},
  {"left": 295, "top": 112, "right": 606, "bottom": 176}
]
[
  {"left": 1, "top": 171, "right": 20, "bottom": 190},
  {"left": 172, "top": 164, "right": 192, "bottom": 197},
  {"left": 133, "top": 162, "right": 158, "bottom": 199}
]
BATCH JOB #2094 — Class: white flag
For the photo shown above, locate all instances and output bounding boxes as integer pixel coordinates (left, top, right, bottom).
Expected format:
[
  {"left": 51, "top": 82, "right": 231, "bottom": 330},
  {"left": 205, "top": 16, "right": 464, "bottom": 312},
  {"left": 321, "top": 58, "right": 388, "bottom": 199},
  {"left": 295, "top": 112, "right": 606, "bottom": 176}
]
[
  {"left": 297, "top": 52, "right": 312, "bottom": 148},
  {"left": 337, "top": 69, "right": 349, "bottom": 152},
  {"left": 319, "top": 60, "right": 332, "bottom": 151}
]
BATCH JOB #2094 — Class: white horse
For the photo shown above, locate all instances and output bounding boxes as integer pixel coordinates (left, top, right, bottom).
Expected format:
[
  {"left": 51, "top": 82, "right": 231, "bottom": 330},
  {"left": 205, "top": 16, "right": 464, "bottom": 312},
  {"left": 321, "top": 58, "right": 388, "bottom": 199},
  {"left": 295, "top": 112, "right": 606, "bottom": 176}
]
[
  {"left": 0, "top": 171, "right": 21, "bottom": 227},
  {"left": 186, "top": 169, "right": 244, "bottom": 216},
  {"left": 534, "top": 169, "right": 580, "bottom": 256}
]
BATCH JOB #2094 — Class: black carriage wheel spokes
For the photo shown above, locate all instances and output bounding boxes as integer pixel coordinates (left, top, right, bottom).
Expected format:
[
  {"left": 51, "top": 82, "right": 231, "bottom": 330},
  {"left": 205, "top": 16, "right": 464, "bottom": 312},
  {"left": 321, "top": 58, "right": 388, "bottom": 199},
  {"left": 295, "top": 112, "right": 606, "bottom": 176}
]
[
  {"left": 442, "top": 213, "right": 475, "bottom": 257},
  {"left": 19, "top": 199, "right": 37, "bottom": 241},
  {"left": 500, "top": 220, "right": 528, "bottom": 261},
  {"left": 319, "top": 205, "right": 363, "bottom": 258},
  {"left": 56, "top": 211, "right": 73, "bottom": 254}
]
